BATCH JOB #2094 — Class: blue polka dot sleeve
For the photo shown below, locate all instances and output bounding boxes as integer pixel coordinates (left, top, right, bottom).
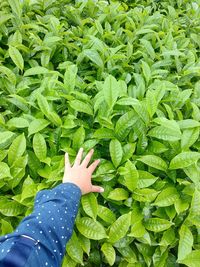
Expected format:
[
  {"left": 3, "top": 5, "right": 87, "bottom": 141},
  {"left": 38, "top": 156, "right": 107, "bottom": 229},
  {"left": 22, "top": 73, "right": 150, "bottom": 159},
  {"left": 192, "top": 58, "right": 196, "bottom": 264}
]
[{"left": 0, "top": 182, "right": 82, "bottom": 267}]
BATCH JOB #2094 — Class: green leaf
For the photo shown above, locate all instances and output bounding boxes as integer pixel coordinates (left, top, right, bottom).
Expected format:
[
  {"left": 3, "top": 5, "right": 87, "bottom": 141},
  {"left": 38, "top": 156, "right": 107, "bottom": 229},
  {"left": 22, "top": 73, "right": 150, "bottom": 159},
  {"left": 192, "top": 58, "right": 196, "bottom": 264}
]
[
  {"left": 103, "top": 75, "right": 120, "bottom": 109},
  {"left": 140, "top": 39, "right": 155, "bottom": 60},
  {"left": 81, "top": 193, "right": 98, "bottom": 220},
  {"left": 33, "top": 133, "right": 47, "bottom": 161},
  {"left": 138, "top": 155, "right": 167, "bottom": 171},
  {"left": 119, "top": 160, "right": 138, "bottom": 191},
  {"left": 76, "top": 217, "right": 107, "bottom": 240},
  {"left": 169, "top": 152, "right": 200, "bottom": 169},
  {"left": 0, "top": 131, "right": 15, "bottom": 149},
  {"left": 0, "top": 66, "right": 16, "bottom": 85},
  {"left": 97, "top": 205, "right": 116, "bottom": 224},
  {"left": 109, "top": 139, "right": 123, "bottom": 168},
  {"left": 8, "top": 134, "right": 26, "bottom": 166},
  {"left": 9, "top": 46, "right": 24, "bottom": 71},
  {"left": 144, "top": 218, "right": 173, "bottom": 232},
  {"left": 8, "top": 0, "right": 22, "bottom": 17},
  {"left": 178, "top": 224, "right": 193, "bottom": 261},
  {"left": 78, "top": 234, "right": 90, "bottom": 256},
  {"left": 137, "top": 170, "right": 158, "bottom": 188},
  {"left": 73, "top": 126, "right": 85, "bottom": 150},
  {"left": 70, "top": 100, "right": 93, "bottom": 115},
  {"left": 28, "top": 119, "right": 50, "bottom": 136},
  {"left": 109, "top": 212, "right": 131, "bottom": 243},
  {"left": 0, "top": 162, "right": 11, "bottom": 179},
  {"left": 178, "top": 250, "right": 200, "bottom": 267},
  {"left": 132, "top": 188, "right": 159, "bottom": 202},
  {"left": 64, "top": 64, "right": 78, "bottom": 92},
  {"left": 181, "top": 128, "right": 199, "bottom": 150},
  {"left": 93, "top": 128, "right": 114, "bottom": 139},
  {"left": 24, "top": 66, "right": 49, "bottom": 76},
  {"left": 83, "top": 49, "right": 104, "bottom": 69},
  {"left": 148, "top": 126, "right": 181, "bottom": 141},
  {"left": 115, "top": 110, "right": 137, "bottom": 140},
  {"left": 142, "top": 61, "right": 151, "bottom": 84},
  {"left": 153, "top": 187, "right": 179, "bottom": 207},
  {"left": 101, "top": 243, "right": 116, "bottom": 266},
  {"left": 37, "top": 94, "right": 50, "bottom": 114},
  {"left": 66, "top": 232, "right": 83, "bottom": 265},
  {"left": 108, "top": 188, "right": 129, "bottom": 201},
  {"left": 7, "top": 118, "right": 29, "bottom": 128},
  {"left": 1, "top": 219, "right": 13, "bottom": 235},
  {"left": 0, "top": 199, "right": 25, "bottom": 216}
]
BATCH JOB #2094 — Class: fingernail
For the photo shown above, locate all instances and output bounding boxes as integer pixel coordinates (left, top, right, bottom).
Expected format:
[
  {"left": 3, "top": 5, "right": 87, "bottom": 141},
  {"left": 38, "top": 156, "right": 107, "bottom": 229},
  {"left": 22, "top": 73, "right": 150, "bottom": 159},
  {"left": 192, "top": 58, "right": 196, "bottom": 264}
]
[{"left": 99, "top": 188, "right": 104, "bottom": 193}]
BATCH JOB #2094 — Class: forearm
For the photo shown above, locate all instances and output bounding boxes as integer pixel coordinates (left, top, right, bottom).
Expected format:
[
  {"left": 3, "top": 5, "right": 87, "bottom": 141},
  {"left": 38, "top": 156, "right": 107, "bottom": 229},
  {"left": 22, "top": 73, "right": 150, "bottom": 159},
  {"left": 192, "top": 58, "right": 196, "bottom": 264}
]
[{"left": 13, "top": 183, "right": 81, "bottom": 264}]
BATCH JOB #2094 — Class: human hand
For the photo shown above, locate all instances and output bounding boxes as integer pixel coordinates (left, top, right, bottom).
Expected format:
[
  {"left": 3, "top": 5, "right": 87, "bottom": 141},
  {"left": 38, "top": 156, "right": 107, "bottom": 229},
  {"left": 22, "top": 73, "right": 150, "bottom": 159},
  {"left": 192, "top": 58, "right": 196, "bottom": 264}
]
[{"left": 62, "top": 148, "right": 104, "bottom": 195}]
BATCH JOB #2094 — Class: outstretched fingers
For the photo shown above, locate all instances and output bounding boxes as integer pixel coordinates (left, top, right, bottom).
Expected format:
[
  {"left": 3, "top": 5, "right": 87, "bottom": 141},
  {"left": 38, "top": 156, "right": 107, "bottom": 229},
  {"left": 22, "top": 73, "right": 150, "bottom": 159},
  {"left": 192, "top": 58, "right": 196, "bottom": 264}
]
[
  {"left": 81, "top": 149, "right": 94, "bottom": 167},
  {"left": 73, "top": 147, "right": 84, "bottom": 166},
  {"left": 88, "top": 159, "right": 100, "bottom": 173}
]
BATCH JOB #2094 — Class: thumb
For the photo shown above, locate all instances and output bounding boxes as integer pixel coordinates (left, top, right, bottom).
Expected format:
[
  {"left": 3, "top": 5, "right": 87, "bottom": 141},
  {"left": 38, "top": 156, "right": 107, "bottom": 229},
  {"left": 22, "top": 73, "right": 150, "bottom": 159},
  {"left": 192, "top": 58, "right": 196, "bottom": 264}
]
[{"left": 91, "top": 185, "right": 104, "bottom": 193}]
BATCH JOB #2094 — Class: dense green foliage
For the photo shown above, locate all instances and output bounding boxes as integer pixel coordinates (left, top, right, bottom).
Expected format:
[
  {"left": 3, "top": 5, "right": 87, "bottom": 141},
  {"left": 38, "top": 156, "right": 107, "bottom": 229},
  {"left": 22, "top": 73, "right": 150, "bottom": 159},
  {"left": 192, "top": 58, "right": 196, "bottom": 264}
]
[{"left": 0, "top": 0, "right": 200, "bottom": 266}]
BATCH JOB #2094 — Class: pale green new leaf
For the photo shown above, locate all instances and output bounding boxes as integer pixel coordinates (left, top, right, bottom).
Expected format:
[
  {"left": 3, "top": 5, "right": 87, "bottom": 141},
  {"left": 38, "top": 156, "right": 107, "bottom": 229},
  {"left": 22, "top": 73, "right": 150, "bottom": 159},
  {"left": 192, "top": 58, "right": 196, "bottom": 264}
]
[
  {"left": 97, "top": 205, "right": 116, "bottom": 224},
  {"left": 148, "top": 126, "right": 181, "bottom": 141},
  {"left": 153, "top": 187, "right": 179, "bottom": 207},
  {"left": 101, "top": 243, "right": 116, "bottom": 266},
  {"left": 7, "top": 118, "right": 29, "bottom": 128},
  {"left": 108, "top": 188, "right": 129, "bottom": 201},
  {"left": 138, "top": 155, "right": 167, "bottom": 171},
  {"left": 0, "top": 66, "right": 16, "bottom": 85},
  {"left": 9, "top": 46, "right": 24, "bottom": 71},
  {"left": 70, "top": 100, "right": 93, "bottom": 115},
  {"left": 28, "top": 119, "right": 50, "bottom": 136},
  {"left": 0, "top": 162, "right": 11, "bottom": 179},
  {"left": 76, "top": 217, "right": 107, "bottom": 240},
  {"left": 137, "top": 171, "right": 158, "bottom": 188},
  {"left": 115, "top": 110, "right": 137, "bottom": 140},
  {"left": 84, "top": 49, "right": 103, "bottom": 69},
  {"left": 144, "top": 218, "right": 173, "bottom": 232},
  {"left": 103, "top": 75, "right": 119, "bottom": 109},
  {"left": 81, "top": 193, "right": 98, "bottom": 220},
  {"left": 109, "top": 212, "right": 131, "bottom": 243},
  {"left": 66, "top": 232, "right": 83, "bottom": 265},
  {"left": 24, "top": 66, "right": 49, "bottom": 76},
  {"left": 109, "top": 139, "right": 123, "bottom": 168},
  {"left": 178, "top": 224, "right": 193, "bottom": 261},
  {"left": 33, "top": 133, "right": 47, "bottom": 161},
  {"left": 64, "top": 64, "right": 78, "bottom": 92},
  {"left": 73, "top": 126, "right": 85, "bottom": 151},
  {"left": 8, "top": 134, "right": 26, "bottom": 166},
  {"left": 178, "top": 250, "right": 200, "bottom": 267},
  {"left": 169, "top": 152, "right": 200, "bottom": 169}
]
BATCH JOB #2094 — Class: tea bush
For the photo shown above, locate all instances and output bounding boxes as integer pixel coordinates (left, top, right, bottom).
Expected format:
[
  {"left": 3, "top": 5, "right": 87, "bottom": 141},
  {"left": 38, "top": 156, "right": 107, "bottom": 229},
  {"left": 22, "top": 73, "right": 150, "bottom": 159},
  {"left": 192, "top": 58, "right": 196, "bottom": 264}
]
[{"left": 0, "top": 0, "right": 200, "bottom": 266}]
